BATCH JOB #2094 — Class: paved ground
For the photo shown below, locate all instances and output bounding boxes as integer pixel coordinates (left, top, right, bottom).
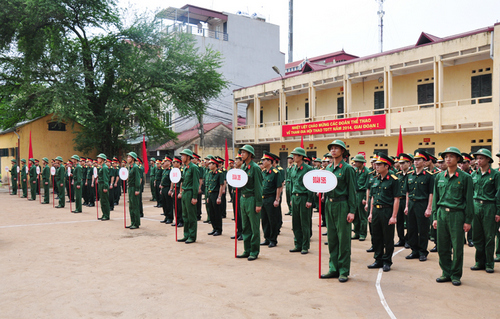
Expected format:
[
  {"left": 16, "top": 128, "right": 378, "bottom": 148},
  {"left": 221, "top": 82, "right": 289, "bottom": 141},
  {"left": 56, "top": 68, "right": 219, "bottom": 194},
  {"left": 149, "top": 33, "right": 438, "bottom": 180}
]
[{"left": 1, "top": 186, "right": 499, "bottom": 319}]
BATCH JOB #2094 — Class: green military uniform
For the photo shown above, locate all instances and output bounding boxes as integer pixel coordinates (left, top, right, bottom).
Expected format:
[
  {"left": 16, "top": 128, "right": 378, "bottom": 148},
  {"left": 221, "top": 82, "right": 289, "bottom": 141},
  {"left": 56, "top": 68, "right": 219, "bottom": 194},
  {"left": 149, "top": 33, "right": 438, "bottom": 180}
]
[
  {"left": 160, "top": 164, "right": 173, "bottom": 222},
  {"left": 353, "top": 157, "right": 370, "bottom": 240},
  {"left": 139, "top": 162, "right": 145, "bottom": 216},
  {"left": 98, "top": 155, "right": 111, "bottom": 220},
  {"left": 20, "top": 160, "right": 28, "bottom": 198},
  {"left": 289, "top": 148, "right": 314, "bottom": 253},
  {"left": 29, "top": 159, "right": 37, "bottom": 200},
  {"left": 205, "top": 164, "right": 224, "bottom": 234},
  {"left": 10, "top": 160, "right": 18, "bottom": 195},
  {"left": 73, "top": 157, "right": 83, "bottom": 213},
  {"left": 324, "top": 147, "right": 357, "bottom": 279},
  {"left": 395, "top": 168, "right": 411, "bottom": 246},
  {"left": 285, "top": 158, "right": 294, "bottom": 215},
  {"left": 128, "top": 153, "right": 141, "bottom": 229},
  {"left": 432, "top": 147, "right": 474, "bottom": 283},
  {"left": 239, "top": 145, "right": 263, "bottom": 259},
  {"left": 55, "top": 158, "right": 66, "bottom": 208},
  {"left": 471, "top": 149, "right": 500, "bottom": 271},
  {"left": 42, "top": 159, "right": 50, "bottom": 204},
  {"left": 149, "top": 158, "right": 156, "bottom": 201},
  {"left": 178, "top": 151, "right": 200, "bottom": 243},
  {"left": 196, "top": 161, "right": 204, "bottom": 220},
  {"left": 87, "top": 164, "right": 95, "bottom": 206},
  {"left": 155, "top": 163, "right": 163, "bottom": 207},
  {"left": 261, "top": 161, "right": 284, "bottom": 246},
  {"left": 405, "top": 168, "right": 434, "bottom": 257}
]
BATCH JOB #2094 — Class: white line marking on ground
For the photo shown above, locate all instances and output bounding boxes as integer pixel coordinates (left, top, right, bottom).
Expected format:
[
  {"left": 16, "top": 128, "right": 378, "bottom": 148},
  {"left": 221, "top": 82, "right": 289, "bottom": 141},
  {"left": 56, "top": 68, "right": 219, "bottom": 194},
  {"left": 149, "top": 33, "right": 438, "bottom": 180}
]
[{"left": 375, "top": 247, "right": 405, "bottom": 319}]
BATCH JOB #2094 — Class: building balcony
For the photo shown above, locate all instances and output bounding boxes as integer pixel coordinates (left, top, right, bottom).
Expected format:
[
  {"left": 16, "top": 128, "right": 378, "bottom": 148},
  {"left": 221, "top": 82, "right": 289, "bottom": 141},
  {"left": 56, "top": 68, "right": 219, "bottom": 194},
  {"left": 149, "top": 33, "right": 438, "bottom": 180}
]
[{"left": 163, "top": 24, "right": 228, "bottom": 41}]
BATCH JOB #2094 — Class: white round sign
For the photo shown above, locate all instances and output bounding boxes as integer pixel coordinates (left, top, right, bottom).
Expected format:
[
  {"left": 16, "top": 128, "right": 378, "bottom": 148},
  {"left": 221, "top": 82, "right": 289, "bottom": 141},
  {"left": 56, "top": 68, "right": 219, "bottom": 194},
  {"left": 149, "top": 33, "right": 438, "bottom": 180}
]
[
  {"left": 5, "top": 166, "right": 9, "bottom": 172},
  {"left": 226, "top": 168, "right": 248, "bottom": 188},
  {"left": 93, "top": 167, "right": 98, "bottom": 178},
  {"left": 67, "top": 167, "right": 71, "bottom": 176},
  {"left": 17, "top": 166, "right": 20, "bottom": 173},
  {"left": 50, "top": 167, "right": 56, "bottom": 176},
  {"left": 25, "top": 166, "right": 28, "bottom": 174},
  {"left": 170, "top": 167, "right": 181, "bottom": 183},
  {"left": 303, "top": 169, "right": 338, "bottom": 193},
  {"left": 36, "top": 166, "right": 40, "bottom": 175},
  {"left": 119, "top": 167, "right": 129, "bottom": 180}
]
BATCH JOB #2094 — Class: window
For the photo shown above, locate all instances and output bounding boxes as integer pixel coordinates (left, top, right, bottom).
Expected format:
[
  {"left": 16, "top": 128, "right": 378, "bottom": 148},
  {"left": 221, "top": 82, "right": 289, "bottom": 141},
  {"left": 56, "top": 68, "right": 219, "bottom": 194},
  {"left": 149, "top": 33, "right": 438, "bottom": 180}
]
[
  {"left": 374, "top": 91, "right": 384, "bottom": 115},
  {"left": 471, "top": 74, "right": 492, "bottom": 104},
  {"left": 285, "top": 105, "right": 288, "bottom": 121},
  {"left": 306, "top": 151, "right": 317, "bottom": 159},
  {"left": 260, "top": 108, "right": 263, "bottom": 125},
  {"left": 0, "top": 148, "right": 8, "bottom": 156},
  {"left": 337, "top": 97, "right": 344, "bottom": 118},
  {"left": 48, "top": 122, "right": 66, "bottom": 131},
  {"left": 374, "top": 149, "right": 388, "bottom": 156},
  {"left": 471, "top": 145, "right": 491, "bottom": 153},
  {"left": 417, "top": 83, "right": 434, "bottom": 107},
  {"left": 305, "top": 102, "right": 309, "bottom": 119}
]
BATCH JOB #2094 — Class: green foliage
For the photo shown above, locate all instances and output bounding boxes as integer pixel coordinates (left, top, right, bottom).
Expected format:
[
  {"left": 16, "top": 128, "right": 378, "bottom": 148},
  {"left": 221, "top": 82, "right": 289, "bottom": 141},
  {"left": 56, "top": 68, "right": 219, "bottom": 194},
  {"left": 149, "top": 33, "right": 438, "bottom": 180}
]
[{"left": 0, "top": 0, "right": 227, "bottom": 155}]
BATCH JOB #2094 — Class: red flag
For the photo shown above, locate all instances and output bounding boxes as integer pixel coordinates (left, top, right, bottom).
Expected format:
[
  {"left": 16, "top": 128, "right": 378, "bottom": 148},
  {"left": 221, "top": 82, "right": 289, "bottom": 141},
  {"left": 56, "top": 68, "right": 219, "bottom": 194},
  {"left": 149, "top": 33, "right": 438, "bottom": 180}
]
[
  {"left": 28, "top": 131, "right": 33, "bottom": 168},
  {"left": 142, "top": 135, "right": 149, "bottom": 174},
  {"left": 300, "top": 135, "right": 304, "bottom": 149},
  {"left": 224, "top": 139, "right": 229, "bottom": 170},
  {"left": 397, "top": 126, "right": 404, "bottom": 155}
]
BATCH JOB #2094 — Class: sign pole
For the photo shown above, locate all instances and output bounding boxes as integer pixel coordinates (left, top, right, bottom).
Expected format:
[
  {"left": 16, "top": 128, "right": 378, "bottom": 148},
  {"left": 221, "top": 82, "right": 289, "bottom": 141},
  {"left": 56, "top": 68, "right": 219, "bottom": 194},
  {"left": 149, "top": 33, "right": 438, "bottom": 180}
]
[
  {"left": 96, "top": 180, "right": 99, "bottom": 219},
  {"left": 234, "top": 188, "right": 238, "bottom": 258},
  {"left": 69, "top": 175, "right": 72, "bottom": 212},
  {"left": 6, "top": 169, "right": 10, "bottom": 194},
  {"left": 38, "top": 173, "right": 41, "bottom": 204},
  {"left": 318, "top": 193, "right": 322, "bottom": 279},
  {"left": 123, "top": 180, "right": 126, "bottom": 228},
  {"left": 52, "top": 175, "right": 55, "bottom": 207},
  {"left": 175, "top": 185, "right": 178, "bottom": 242},
  {"left": 18, "top": 170, "right": 20, "bottom": 198}
]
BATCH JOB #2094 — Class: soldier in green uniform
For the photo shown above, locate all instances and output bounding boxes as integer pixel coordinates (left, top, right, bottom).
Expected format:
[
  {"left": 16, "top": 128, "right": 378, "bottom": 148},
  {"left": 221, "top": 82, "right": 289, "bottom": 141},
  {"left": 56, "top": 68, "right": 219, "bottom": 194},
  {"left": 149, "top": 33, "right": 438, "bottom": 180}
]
[
  {"left": 470, "top": 149, "right": 500, "bottom": 273},
  {"left": 176, "top": 149, "right": 200, "bottom": 244},
  {"left": 97, "top": 154, "right": 110, "bottom": 220},
  {"left": 237, "top": 145, "right": 263, "bottom": 260},
  {"left": 71, "top": 155, "right": 83, "bottom": 213},
  {"left": 432, "top": 147, "right": 473, "bottom": 286},
  {"left": 137, "top": 157, "right": 145, "bottom": 217},
  {"left": 54, "top": 156, "right": 65, "bottom": 208},
  {"left": 364, "top": 155, "right": 380, "bottom": 253},
  {"left": 352, "top": 154, "right": 370, "bottom": 241},
  {"left": 154, "top": 160, "right": 163, "bottom": 208},
  {"left": 86, "top": 159, "right": 96, "bottom": 207},
  {"left": 126, "top": 152, "right": 141, "bottom": 229},
  {"left": 192, "top": 153, "right": 204, "bottom": 221},
  {"left": 149, "top": 158, "right": 156, "bottom": 202},
  {"left": 112, "top": 157, "right": 121, "bottom": 206},
  {"left": 205, "top": 158, "right": 224, "bottom": 236},
  {"left": 171, "top": 157, "right": 184, "bottom": 227},
  {"left": 28, "top": 158, "right": 37, "bottom": 201},
  {"left": 159, "top": 157, "right": 174, "bottom": 224},
  {"left": 34, "top": 159, "right": 41, "bottom": 195},
  {"left": 460, "top": 153, "right": 474, "bottom": 247},
  {"left": 288, "top": 147, "right": 314, "bottom": 255},
  {"left": 41, "top": 157, "right": 50, "bottom": 204},
  {"left": 404, "top": 151, "right": 434, "bottom": 261},
  {"left": 496, "top": 151, "right": 500, "bottom": 263},
  {"left": 367, "top": 154, "right": 399, "bottom": 272},
  {"left": 271, "top": 153, "right": 286, "bottom": 236},
  {"left": 395, "top": 153, "right": 413, "bottom": 247},
  {"left": 231, "top": 153, "right": 243, "bottom": 240},
  {"left": 321, "top": 140, "right": 356, "bottom": 282},
  {"left": 20, "top": 159, "right": 28, "bottom": 198},
  {"left": 260, "top": 151, "right": 284, "bottom": 248},
  {"left": 10, "top": 159, "right": 18, "bottom": 195},
  {"left": 285, "top": 154, "right": 294, "bottom": 216}
]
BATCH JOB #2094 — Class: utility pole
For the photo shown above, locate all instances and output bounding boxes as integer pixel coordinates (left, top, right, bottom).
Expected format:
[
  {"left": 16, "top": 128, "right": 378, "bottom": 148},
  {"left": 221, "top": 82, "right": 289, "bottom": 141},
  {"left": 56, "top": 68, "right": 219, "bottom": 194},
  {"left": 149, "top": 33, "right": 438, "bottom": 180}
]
[
  {"left": 376, "top": 0, "right": 385, "bottom": 53},
  {"left": 288, "top": 0, "right": 293, "bottom": 63}
]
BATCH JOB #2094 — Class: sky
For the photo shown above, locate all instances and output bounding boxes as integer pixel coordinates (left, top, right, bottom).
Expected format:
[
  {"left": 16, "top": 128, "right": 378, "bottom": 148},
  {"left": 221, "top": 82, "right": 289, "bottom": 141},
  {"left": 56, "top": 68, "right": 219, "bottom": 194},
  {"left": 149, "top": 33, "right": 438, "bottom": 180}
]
[{"left": 118, "top": 0, "right": 500, "bottom": 63}]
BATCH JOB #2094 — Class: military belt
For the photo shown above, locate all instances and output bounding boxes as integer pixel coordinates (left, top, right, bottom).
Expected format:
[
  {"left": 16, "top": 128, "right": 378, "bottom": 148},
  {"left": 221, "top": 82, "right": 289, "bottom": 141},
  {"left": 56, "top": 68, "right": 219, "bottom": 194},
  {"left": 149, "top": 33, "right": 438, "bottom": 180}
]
[
  {"left": 410, "top": 198, "right": 427, "bottom": 202},
  {"left": 440, "top": 206, "right": 462, "bottom": 212},
  {"left": 474, "top": 199, "right": 495, "bottom": 205},
  {"left": 294, "top": 193, "right": 307, "bottom": 197},
  {"left": 357, "top": 190, "right": 366, "bottom": 193},
  {"left": 328, "top": 196, "right": 347, "bottom": 202},
  {"left": 242, "top": 194, "right": 254, "bottom": 198},
  {"left": 208, "top": 190, "right": 219, "bottom": 194},
  {"left": 262, "top": 193, "right": 276, "bottom": 199},
  {"left": 374, "top": 204, "right": 391, "bottom": 209}
]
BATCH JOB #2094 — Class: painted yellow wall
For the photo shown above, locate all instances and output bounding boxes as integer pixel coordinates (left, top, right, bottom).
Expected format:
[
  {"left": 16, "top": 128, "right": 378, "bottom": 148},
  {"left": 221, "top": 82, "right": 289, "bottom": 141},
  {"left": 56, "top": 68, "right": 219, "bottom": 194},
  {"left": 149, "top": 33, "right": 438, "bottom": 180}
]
[
  {"left": 286, "top": 93, "right": 308, "bottom": 120},
  {"left": 316, "top": 88, "right": 343, "bottom": 117},
  {"left": 442, "top": 60, "right": 493, "bottom": 101},
  {"left": 261, "top": 99, "right": 279, "bottom": 122}
]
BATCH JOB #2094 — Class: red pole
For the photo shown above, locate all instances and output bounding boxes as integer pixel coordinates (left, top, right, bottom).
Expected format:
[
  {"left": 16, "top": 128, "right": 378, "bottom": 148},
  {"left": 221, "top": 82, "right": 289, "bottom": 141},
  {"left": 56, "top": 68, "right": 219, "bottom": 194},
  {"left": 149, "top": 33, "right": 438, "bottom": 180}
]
[
  {"left": 18, "top": 171, "right": 20, "bottom": 197},
  {"left": 175, "top": 185, "right": 178, "bottom": 242},
  {"left": 38, "top": 173, "right": 41, "bottom": 204},
  {"left": 96, "top": 180, "right": 99, "bottom": 219},
  {"left": 234, "top": 188, "right": 238, "bottom": 258},
  {"left": 123, "top": 180, "right": 126, "bottom": 228},
  {"left": 318, "top": 193, "right": 322, "bottom": 279},
  {"left": 52, "top": 175, "right": 55, "bottom": 208},
  {"left": 69, "top": 175, "right": 72, "bottom": 212},
  {"left": 7, "top": 170, "right": 10, "bottom": 194}
]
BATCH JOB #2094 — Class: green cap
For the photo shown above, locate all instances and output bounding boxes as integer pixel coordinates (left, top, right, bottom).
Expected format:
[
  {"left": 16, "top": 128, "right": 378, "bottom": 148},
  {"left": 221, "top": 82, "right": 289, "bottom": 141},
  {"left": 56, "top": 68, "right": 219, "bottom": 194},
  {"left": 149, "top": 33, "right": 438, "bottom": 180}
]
[
  {"left": 127, "top": 152, "right": 138, "bottom": 160},
  {"left": 327, "top": 139, "right": 346, "bottom": 151},
  {"left": 313, "top": 157, "right": 322, "bottom": 163},
  {"left": 97, "top": 153, "right": 107, "bottom": 160},
  {"left": 150, "top": 157, "right": 156, "bottom": 162},
  {"left": 55, "top": 156, "right": 63, "bottom": 162},
  {"left": 21, "top": 158, "right": 26, "bottom": 163},
  {"left": 240, "top": 145, "right": 255, "bottom": 156},
  {"left": 29, "top": 158, "right": 35, "bottom": 163},
  {"left": 71, "top": 155, "right": 80, "bottom": 161},
  {"left": 11, "top": 159, "right": 17, "bottom": 163},
  {"left": 42, "top": 157, "right": 49, "bottom": 163},
  {"left": 441, "top": 147, "right": 463, "bottom": 163},
  {"left": 180, "top": 149, "right": 194, "bottom": 158},
  {"left": 287, "top": 154, "right": 293, "bottom": 159},
  {"left": 473, "top": 148, "right": 493, "bottom": 163},
  {"left": 290, "top": 147, "right": 307, "bottom": 157},
  {"left": 353, "top": 154, "right": 366, "bottom": 163}
]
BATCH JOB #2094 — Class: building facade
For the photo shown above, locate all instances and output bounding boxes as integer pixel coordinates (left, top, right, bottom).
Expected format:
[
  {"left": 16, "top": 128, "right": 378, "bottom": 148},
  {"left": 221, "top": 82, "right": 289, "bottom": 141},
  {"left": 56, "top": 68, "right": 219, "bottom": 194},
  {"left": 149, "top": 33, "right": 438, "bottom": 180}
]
[{"left": 233, "top": 24, "right": 500, "bottom": 163}]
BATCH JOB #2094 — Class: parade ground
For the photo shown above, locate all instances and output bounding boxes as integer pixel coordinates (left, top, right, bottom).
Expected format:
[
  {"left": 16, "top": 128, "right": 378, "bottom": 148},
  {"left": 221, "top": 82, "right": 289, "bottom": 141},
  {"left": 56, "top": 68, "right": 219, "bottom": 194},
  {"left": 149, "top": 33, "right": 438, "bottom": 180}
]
[{"left": 1, "top": 187, "right": 498, "bottom": 319}]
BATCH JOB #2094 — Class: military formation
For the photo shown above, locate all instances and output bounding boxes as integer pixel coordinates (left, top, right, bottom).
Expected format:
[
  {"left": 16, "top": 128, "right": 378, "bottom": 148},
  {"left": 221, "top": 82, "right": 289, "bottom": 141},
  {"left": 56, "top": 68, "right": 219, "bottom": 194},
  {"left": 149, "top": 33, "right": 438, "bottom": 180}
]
[{"left": 7, "top": 142, "right": 500, "bottom": 286}]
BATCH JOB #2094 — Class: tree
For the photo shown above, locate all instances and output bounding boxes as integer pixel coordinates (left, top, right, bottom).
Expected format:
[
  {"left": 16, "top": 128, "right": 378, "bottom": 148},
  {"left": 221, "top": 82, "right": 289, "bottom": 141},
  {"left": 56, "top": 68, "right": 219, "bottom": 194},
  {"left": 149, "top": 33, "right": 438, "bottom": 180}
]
[{"left": 0, "top": 0, "right": 227, "bottom": 155}]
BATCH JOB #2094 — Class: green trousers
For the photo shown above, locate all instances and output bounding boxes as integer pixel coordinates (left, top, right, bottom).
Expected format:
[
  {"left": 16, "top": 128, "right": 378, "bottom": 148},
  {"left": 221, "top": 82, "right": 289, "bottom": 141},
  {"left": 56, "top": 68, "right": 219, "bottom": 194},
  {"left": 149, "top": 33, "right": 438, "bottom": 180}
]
[
  {"left": 325, "top": 200, "right": 352, "bottom": 277},
  {"left": 99, "top": 184, "right": 110, "bottom": 219},
  {"left": 11, "top": 176, "right": 17, "bottom": 194},
  {"left": 58, "top": 182, "right": 65, "bottom": 207},
  {"left": 43, "top": 182, "right": 49, "bottom": 203},
  {"left": 292, "top": 194, "right": 312, "bottom": 251},
  {"left": 30, "top": 180, "right": 37, "bottom": 200},
  {"left": 353, "top": 191, "right": 368, "bottom": 238},
  {"left": 436, "top": 207, "right": 465, "bottom": 281},
  {"left": 75, "top": 185, "right": 82, "bottom": 212},
  {"left": 240, "top": 196, "right": 261, "bottom": 257},
  {"left": 261, "top": 196, "right": 280, "bottom": 244},
  {"left": 128, "top": 186, "right": 140, "bottom": 227},
  {"left": 371, "top": 206, "right": 395, "bottom": 265},
  {"left": 473, "top": 201, "right": 497, "bottom": 269},
  {"left": 207, "top": 192, "right": 222, "bottom": 233},
  {"left": 150, "top": 181, "right": 156, "bottom": 201},
  {"left": 407, "top": 200, "right": 430, "bottom": 256},
  {"left": 22, "top": 180, "right": 27, "bottom": 197},
  {"left": 496, "top": 221, "right": 500, "bottom": 259},
  {"left": 181, "top": 190, "right": 197, "bottom": 241},
  {"left": 285, "top": 183, "right": 292, "bottom": 215}
]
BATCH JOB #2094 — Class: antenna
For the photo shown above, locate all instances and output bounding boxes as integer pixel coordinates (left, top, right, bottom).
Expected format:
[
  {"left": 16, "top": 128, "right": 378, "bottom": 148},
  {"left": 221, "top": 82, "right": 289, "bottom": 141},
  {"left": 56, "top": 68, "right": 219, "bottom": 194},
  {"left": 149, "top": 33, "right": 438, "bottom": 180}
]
[{"left": 376, "top": 0, "right": 385, "bottom": 53}]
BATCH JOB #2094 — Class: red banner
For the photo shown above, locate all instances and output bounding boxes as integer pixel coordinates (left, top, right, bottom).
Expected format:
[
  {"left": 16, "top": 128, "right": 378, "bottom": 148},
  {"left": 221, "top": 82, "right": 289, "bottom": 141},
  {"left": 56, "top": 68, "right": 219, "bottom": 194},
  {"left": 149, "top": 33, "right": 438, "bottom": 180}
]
[{"left": 282, "top": 115, "right": 386, "bottom": 137}]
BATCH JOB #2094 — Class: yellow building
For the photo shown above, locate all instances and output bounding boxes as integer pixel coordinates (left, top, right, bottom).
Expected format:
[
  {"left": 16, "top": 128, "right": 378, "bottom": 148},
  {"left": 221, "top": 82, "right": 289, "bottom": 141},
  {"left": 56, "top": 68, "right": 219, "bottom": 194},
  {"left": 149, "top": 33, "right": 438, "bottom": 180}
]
[
  {"left": 0, "top": 114, "right": 96, "bottom": 171},
  {"left": 233, "top": 23, "right": 500, "bottom": 163}
]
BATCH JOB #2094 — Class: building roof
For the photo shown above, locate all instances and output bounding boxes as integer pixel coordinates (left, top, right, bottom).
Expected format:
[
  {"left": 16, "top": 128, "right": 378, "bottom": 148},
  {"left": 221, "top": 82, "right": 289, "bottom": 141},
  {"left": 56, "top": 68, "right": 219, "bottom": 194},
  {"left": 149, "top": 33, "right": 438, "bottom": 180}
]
[
  {"left": 0, "top": 114, "right": 67, "bottom": 136},
  {"left": 156, "top": 121, "right": 232, "bottom": 151}
]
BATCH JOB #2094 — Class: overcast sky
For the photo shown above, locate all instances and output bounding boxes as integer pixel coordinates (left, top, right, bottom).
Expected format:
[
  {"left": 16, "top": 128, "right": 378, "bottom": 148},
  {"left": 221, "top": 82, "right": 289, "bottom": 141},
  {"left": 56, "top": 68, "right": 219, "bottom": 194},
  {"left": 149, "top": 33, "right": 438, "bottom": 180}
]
[{"left": 118, "top": 0, "right": 500, "bottom": 62}]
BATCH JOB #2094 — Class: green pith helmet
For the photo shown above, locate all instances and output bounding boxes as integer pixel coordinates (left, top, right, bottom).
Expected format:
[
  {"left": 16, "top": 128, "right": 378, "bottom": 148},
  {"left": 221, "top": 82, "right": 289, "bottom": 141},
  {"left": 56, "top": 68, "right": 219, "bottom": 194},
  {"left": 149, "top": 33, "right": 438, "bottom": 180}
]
[
  {"left": 71, "top": 155, "right": 80, "bottom": 161},
  {"left": 97, "top": 153, "right": 107, "bottom": 160},
  {"left": 42, "top": 157, "right": 49, "bottom": 163},
  {"left": 180, "top": 149, "right": 194, "bottom": 158},
  {"left": 127, "top": 152, "right": 138, "bottom": 160},
  {"left": 473, "top": 148, "right": 493, "bottom": 163},
  {"left": 150, "top": 157, "right": 156, "bottom": 162},
  {"left": 441, "top": 147, "right": 463, "bottom": 163},
  {"left": 11, "top": 159, "right": 17, "bottom": 164},
  {"left": 55, "top": 156, "right": 63, "bottom": 162},
  {"left": 287, "top": 154, "right": 293, "bottom": 159},
  {"left": 290, "top": 147, "right": 307, "bottom": 157},
  {"left": 327, "top": 139, "right": 346, "bottom": 151},
  {"left": 353, "top": 154, "right": 366, "bottom": 163},
  {"left": 21, "top": 158, "right": 26, "bottom": 163},
  {"left": 240, "top": 145, "right": 255, "bottom": 156},
  {"left": 29, "top": 158, "right": 35, "bottom": 163}
]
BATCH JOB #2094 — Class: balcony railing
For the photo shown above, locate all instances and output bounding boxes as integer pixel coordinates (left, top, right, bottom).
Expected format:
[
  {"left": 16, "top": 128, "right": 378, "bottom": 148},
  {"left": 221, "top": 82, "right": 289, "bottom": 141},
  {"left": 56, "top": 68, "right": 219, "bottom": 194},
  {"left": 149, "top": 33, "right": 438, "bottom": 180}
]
[{"left": 164, "top": 24, "right": 228, "bottom": 41}]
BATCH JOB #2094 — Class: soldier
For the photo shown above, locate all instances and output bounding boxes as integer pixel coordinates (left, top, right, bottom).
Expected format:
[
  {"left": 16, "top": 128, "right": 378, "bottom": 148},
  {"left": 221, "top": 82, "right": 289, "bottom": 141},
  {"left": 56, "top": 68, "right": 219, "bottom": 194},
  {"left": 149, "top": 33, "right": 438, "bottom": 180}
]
[
  {"left": 367, "top": 154, "right": 399, "bottom": 272},
  {"left": 149, "top": 157, "right": 157, "bottom": 202},
  {"left": 321, "top": 140, "right": 356, "bottom": 282},
  {"left": 206, "top": 158, "right": 224, "bottom": 236},
  {"left": 171, "top": 156, "right": 184, "bottom": 227},
  {"left": 112, "top": 157, "right": 121, "bottom": 206},
  {"left": 260, "top": 151, "right": 284, "bottom": 248},
  {"left": 10, "top": 159, "right": 18, "bottom": 195},
  {"left": 54, "top": 156, "right": 65, "bottom": 208},
  {"left": 192, "top": 153, "right": 204, "bottom": 221},
  {"left": 288, "top": 147, "right": 314, "bottom": 255},
  {"left": 470, "top": 149, "right": 500, "bottom": 273},
  {"left": 124, "top": 152, "right": 140, "bottom": 229},
  {"left": 231, "top": 153, "right": 243, "bottom": 241},
  {"left": 20, "top": 159, "right": 28, "bottom": 198},
  {"left": 364, "top": 155, "right": 379, "bottom": 253},
  {"left": 216, "top": 156, "right": 228, "bottom": 219},
  {"left": 352, "top": 154, "right": 370, "bottom": 241},
  {"left": 28, "top": 158, "right": 37, "bottom": 201},
  {"left": 154, "top": 160, "right": 162, "bottom": 208},
  {"left": 34, "top": 159, "right": 40, "bottom": 195},
  {"left": 395, "top": 153, "right": 413, "bottom": 248},
  {"left": 461, "top": 153, "right": 473, "bottom": 174},
  {"left": 159, "top": 157, "right": 174, "bottom": 224},
  {"left": 41, "top": 157, "right": 50, "bottom": 204},
  {"left": 86, "top": 158, "right": 95, "bottom": 207},
  {"left": 432, "top": 147, "right": 473, "bottom": 286},
  {"left": 496, "top": 152, "right": 500, "bottom": 263},
  {"left": 404, "top": 151, "right": 434, "bottom": 261},
  {"left": 71, "top": 155, "right": 83, "bottom": 213},
  {"left": 137, "top": 157, "right": 145, "bottom": 217},
  {"left": 177, "top": 149, "right": 200, "bottom": 244},
  {"left": 236, "top": 145, "right": 263, "bottom": 260},
  {"left": 202, "top": 155, "right": 212, "bottom": 224},
  {"left": 285, "top": 154, "right": 294, "bottom": 216},
  {"left": 96, "top": 154, "right": 110, "bottom": 220}
]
